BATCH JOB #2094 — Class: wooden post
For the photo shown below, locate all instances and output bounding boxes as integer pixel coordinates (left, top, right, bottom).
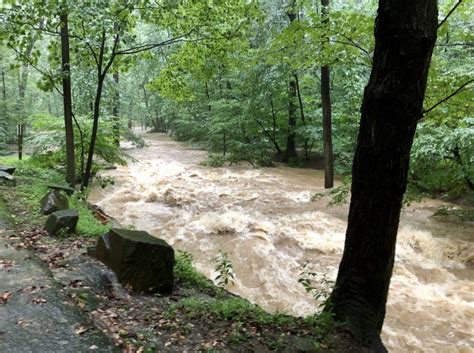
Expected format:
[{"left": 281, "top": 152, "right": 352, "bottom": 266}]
[{"left": 17, "top": 124, "right": 24, "bottom": 160}]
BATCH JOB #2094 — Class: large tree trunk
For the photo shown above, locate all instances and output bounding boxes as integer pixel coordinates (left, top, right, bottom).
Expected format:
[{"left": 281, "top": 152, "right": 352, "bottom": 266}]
[
  {"left": 327, "top": 0, "right": 437, "bottom": 348},
  {"left": 60, "top": 12, "right": 76, "bottom": 187},
  {"left": 320, "top": 0, "right": 334, "bottom": 188}
]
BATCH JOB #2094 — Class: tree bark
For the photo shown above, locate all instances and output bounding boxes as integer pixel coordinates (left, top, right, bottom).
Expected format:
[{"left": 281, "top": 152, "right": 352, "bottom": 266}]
[
  {"left": 113, "top": 71, "right": 120, "bottom": 145},
  {"left": 327, "top": 0, "right": 437, "bottom": 348},
  {"left": 283, "top": 1, "right": 298, "bottom": 163},
  {"left": 82, "top": 73, "right": 105, "bottom": 189},
  {"left": 1, "top": 68, "right": 7, "bottom": 140},
  {"left": 283, "top": 78, "right": 298, "bottom": 162},
  {"left": 60, "top": 11, "right": 76, "bottom": 187},
  {"left": 321, "top": 0, "right": 334, "bottom": 188}
]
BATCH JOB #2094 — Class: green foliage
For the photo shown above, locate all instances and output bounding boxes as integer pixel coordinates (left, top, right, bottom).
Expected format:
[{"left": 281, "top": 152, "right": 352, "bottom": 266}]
[
  {"left": 213, "top": 251, "right": 235, "bottom": 289},
  {"left": 27, "top": 113, "right": 130, "bottom": 181},
  {"left": 174, "top": 251, "right": 218, "bottom": 295},
  {"left": 298, "top": 261, "right": 334, "bottom": 308},
  {"left": 0, "top": 157, "right": 109, "bottom": 237},
  {"left": 1, "top": 0, "right": 473, "bottom": 200},
  {"left": 410, "top": 119, "right": 474, "bottom": 198},
  {"left": 311, "top": 177, "right": 351, "bottom": 206}
]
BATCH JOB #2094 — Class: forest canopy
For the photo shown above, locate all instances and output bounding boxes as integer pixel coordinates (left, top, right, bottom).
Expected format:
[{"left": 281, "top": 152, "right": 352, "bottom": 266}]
[{"left": 0, "top": 0, "right": 472, "bottom": 197}]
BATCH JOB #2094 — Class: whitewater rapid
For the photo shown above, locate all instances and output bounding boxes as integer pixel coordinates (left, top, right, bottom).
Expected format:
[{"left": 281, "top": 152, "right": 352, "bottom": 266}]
[{"left": 89, "top": 133, "right": 473, "bottom": 352}]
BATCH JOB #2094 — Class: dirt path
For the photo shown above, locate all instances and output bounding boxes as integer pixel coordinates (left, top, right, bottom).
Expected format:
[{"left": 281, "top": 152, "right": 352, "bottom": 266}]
[{"left": 0, "top": 208, "right": 113, "bottom": 353}]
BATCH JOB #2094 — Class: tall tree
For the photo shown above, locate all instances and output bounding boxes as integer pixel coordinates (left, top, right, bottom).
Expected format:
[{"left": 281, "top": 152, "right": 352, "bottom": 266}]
[
  {"left": 60, "top": 10, "right": 75, "bottom": 187},
  {"left": 320, "top": 0, "right": 334, "bottom": 188},
  {"left": 283, "top": 0, "right": 298, "bottom": 162},
  {"left": 327, "top": 0, "right": 438, "bottom": 349},
  {"left": 113, "top": 70, "right": 120, "bottom": 145},
  {"left": 112, "top": 21, "right": 120, "bottom": 146}
]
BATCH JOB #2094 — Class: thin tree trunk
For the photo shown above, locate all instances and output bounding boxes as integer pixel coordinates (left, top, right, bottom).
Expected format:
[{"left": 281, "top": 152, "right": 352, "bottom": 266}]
[
  {"left": 284, "top": 78, "right": 298, "bottom": 162},
  {"left": 283, "top": 1, "right": 298, "bottom": 163},
  {"left": 113, "top": 71, "right": 120, "bottom": 145},
  {"left": 327, "top": 0, "right": 437, "bottom": 349},
  {"left": 295, "top": 73, "right": 310, "bottom": 160},
  {"left": 16, "top": 34, "right": 37, "bottom": 122},
  {"left": 60, "top": 11, "right": 76, "bottom": 187},
  {"left": 321, "top": 0, "right": 334, "bottom": 188},
  {"left": 1, "top": 69, "right": 7, "bottom": 139},
  {"left": 112, "top": 22, "right": 120, "bottom": 145},
  {"left": 82, "top": 74, "right": 105, "bottom": 189},
  {"left": 205, "top": 82, "right": 211, "bottom": 113},
  {"left": 17, "top": 124, "right": 24, "bottom": 160}
]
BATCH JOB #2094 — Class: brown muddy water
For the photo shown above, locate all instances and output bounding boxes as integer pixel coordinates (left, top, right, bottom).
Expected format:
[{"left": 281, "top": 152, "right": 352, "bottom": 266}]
[{"left": 89, "top": 133, "right": 473, "bottom": 353}]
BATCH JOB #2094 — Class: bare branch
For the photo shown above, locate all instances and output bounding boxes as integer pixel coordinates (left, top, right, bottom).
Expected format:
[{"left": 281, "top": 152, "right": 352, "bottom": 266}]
[
  {"left": 436, "top": 42, "right": 473, "bottom": 47},
  {"left": 115, "top": 29, "right": 195, "bottom": 56},
  {"left": 102, "top": 29, "right": 122, "bottom": 78},
  {"left": 80, "top": 20, "right": 99, "bottom": 67},
  {"left": 438, "top": 0, "right": 463, "bottom": 28},
  {"left": 331, "top": 30, "right": 373, "bottom": 62},
  {"left": 422, "top": 79, "right": 473, "bottom": 116}
]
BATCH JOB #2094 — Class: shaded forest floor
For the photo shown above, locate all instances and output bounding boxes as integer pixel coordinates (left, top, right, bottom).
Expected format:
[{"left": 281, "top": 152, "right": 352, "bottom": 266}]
[{"left": 0, "top": 165, "right": 375, "bottom": 352}]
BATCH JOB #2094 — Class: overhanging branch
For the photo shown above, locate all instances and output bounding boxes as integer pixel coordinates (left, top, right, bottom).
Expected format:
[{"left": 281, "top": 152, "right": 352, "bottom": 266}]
[
  {"left": 422, "top": 79, "right": 473, "bottom": 117},
  {"left": 115, "top": 29, "right": 195, "bottom": 56},
  {"left": 438, "top": 0, "right": 463, "bottom": 28}
]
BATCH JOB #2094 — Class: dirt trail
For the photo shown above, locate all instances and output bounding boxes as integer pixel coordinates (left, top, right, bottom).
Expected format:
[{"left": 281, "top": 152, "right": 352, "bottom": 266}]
[{"left": 0, "top": 210, "right": 112, "bottom": 353}]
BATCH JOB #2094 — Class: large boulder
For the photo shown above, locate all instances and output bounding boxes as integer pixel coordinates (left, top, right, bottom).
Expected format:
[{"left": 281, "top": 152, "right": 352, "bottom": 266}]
[
  {"left": 44, "top": 209, "right": 79, "bottom": 235},
  {"left": 40, "top": 191, "right": 69, "bottom": 215},
  {"left": 0, "top": 171, "right": 16, "bottom": 187},
  {"left": 93, "top": 228, "right": 174, "bottom": 294},
  {"left": 0, "top": 165, "right": 16, "bottom": 175}
]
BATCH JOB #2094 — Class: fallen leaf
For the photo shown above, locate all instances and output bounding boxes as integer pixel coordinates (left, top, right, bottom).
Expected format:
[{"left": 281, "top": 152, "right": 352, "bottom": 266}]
[
  {"left": 31, "top": 297, "right": 47, "bottom": 304},
  {"left": 17, "top": 319, "right": 31, "bottom": 327},
  {"left": 0, "top": 259, "right": 16, "bottom": 271},
  {"left": 0, "top": 292, "right": 12, "bottom": 304},
  {"left": 74, "top": 324, "right": 89, "bottom": 335}
]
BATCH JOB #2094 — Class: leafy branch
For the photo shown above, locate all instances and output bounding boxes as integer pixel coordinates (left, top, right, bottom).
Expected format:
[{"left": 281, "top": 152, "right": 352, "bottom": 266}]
[
  {"left": 438, "top": 0, "right": 463, "bottom": 28},
  {"left": 422, "top": 79, "right": 474, "bottom": 117}
]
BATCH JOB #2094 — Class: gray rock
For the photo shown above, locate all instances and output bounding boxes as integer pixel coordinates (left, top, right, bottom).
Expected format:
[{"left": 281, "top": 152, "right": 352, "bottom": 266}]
[
  {"left": 0, "top": 171, "right": 16, "bottom": 187},
  {"left": 44, "top": 209, "right": 79, "bottom": 235},
  {"left": 0, "top": 165, "right": 16, "bottom": 175},
  {"left": 40, "top": 191, "right": 69, "bottom": 215},
  {"left": 47, "top": 184, "right": 75, "bottom": 195},
  {"left": 94, "top": 228, "right": 174, "bottom": 294}
]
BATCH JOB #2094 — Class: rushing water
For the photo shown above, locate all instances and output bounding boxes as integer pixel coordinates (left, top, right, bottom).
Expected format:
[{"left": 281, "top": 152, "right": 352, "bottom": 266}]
[{"left": 89, "top": 133, "right": 474, "bottom": 352}]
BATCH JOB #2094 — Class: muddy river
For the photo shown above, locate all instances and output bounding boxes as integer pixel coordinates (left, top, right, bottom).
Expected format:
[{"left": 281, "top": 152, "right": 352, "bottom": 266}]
[{"left": 89, "top": 133, "right": 473, "bottom": 352}]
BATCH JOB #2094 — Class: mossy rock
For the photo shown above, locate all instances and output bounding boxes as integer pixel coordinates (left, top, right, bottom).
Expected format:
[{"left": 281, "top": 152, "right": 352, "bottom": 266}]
[
  {"left": 0, "top": 171, "right": 16, "bottom": 187},
  {"left": 0, "top": 165, "right": 16, "bottom": 175},
  {"left": 44, "top": 209, "right": 79, "bottom": 235},
  {"left": 47, "top": 184, "right": 75, "bottom": 196},
  {"left": 40, "top": 191, "right": 69, "bottom": 215}
]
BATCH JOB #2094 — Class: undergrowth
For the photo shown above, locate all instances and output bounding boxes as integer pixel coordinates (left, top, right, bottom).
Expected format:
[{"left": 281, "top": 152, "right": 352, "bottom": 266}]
[{"left": 0, "top": 156, "right": 109, "bottom": 237}]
